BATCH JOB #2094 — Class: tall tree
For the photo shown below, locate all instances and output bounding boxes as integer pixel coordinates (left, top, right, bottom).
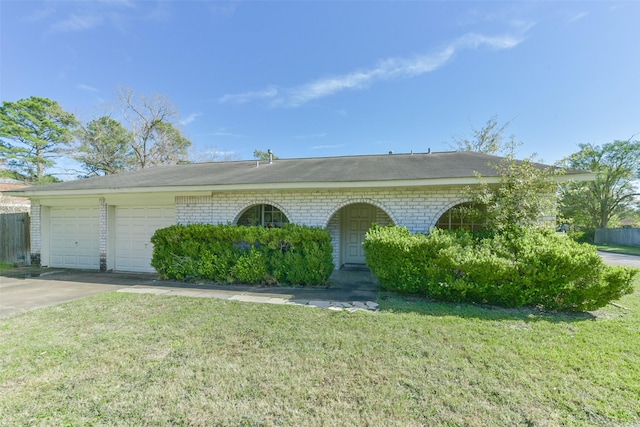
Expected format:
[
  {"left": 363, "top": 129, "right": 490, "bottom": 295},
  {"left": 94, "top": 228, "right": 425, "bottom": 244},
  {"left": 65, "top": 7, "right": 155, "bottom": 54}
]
[
  {"left": 455, "top": 117, "right": 564, "bottom": 231},
  {"left": 73, "top": 116, "right": 131, "bottom": 177},
  {"left": 451, "top": 115, "right": 513, "bottom": 155},
  {"left": 0, "top": 96, "right": 78, "bottom": 183},
  {"left": 118, "top": 87, "right": 191, "bottom": 169},
  {"left": 559, "top": 140, "right": 640, "bottom": 229},
  {"left": 469, "top": 153, "right": 565, "bottom": 232}
]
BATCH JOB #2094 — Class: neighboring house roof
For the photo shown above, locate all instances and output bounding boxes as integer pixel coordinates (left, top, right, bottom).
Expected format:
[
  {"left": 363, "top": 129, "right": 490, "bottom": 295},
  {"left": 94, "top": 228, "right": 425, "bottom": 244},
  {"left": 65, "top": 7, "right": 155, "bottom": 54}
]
[
  {"left": 6, "top": 151, "right": 593, "bottom": 197},
  {"left": 0, "top": 180, "right": 31, "bottom": 212}
]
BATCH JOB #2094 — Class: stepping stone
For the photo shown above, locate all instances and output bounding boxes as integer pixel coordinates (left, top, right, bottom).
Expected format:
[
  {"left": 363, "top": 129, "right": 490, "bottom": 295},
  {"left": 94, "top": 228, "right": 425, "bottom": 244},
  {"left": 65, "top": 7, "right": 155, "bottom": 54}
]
[{"left": 308, "top": 300, "right": 331, "bottom": 308}]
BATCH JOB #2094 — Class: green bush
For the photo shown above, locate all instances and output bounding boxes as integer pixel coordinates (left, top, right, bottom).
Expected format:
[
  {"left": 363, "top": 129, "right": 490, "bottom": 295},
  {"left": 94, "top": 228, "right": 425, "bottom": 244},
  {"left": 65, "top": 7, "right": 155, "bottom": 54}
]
[
  {"left": 567, "top": 229, "right": 595, "bottom": 243},
  {"left": 151, "top": 224, "right": 334, "bottom": 286},
  {"left": 364, "top": 225, "right": 637, "bottom": 311}
]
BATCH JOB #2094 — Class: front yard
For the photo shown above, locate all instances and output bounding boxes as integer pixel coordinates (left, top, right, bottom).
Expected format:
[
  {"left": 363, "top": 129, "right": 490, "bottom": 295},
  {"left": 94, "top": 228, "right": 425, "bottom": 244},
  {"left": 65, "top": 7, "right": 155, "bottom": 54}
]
[{"left": 1, "top": 277, "right": 638, "bottom": 426}]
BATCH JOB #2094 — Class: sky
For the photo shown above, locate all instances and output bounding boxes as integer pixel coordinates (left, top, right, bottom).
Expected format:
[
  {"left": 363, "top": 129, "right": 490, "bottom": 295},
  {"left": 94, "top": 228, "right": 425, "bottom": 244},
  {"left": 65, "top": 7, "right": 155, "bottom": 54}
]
[{"left": 1, "top": 1, "right": 639, "bottom": 179}]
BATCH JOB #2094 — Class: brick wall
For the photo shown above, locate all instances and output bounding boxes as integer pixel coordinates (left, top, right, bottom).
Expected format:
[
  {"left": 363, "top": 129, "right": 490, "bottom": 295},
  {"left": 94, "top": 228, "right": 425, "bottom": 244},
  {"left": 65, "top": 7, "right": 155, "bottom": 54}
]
[
  {"left": 176, "top": 187, "right": 469, "bottom": 267},
  {"left": 177, "top": 187, "right": 467, "bottom": 231},
  {"left": 29, "top": 203, "right": 41, "bottom": 265},
  {"left": 99, "top": 198, "right": 108, "bottom": 271}
]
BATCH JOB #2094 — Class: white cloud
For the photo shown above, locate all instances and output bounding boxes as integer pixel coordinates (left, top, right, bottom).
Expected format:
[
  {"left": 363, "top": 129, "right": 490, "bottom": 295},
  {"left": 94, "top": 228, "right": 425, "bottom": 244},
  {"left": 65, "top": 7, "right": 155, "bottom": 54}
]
[
  {"left": 311, "top": 144, "right": 343, "bottom": 150},
  {"left": 51, "top": 14, "right": 103, "bottom": 32},
  {"left": 218, "top": 87, "right": 278, "bottom": 104},
  {"left": 100, "top": 0, "right": 136, "bottom": 8},
  {"left": 77, "top": 83, "right": 99, "bottom": 92},
  {"left": 203, "top": 128, "right": 245, "bottom": 138},
  {"left": 179, "top": 113, "right": 202, "bottom": 126},
  {"left": 23, "top": 6, "right": 55, "bottom": 22},
  {"left": 294, "top": 133, "right": 327, "bottom": 140},
  {"left": 568, "top": 12, "right": 588, "bottom": 24},
  {"left": 220, "top": 32, "right": 523, "bottom": 108}
]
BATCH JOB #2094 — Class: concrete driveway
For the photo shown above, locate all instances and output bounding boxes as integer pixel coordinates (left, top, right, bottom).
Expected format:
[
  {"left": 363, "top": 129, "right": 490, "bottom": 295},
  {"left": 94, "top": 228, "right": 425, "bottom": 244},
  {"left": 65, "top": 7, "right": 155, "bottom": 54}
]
[
  {"left": 0, "top": 268, "right": 379, "bottom": 319},
  {"left": 597, "top": 251, "right": 640, "bottom": 268},
  {"left": 0, "top": 270, "right": 156, "bottom": 318}
]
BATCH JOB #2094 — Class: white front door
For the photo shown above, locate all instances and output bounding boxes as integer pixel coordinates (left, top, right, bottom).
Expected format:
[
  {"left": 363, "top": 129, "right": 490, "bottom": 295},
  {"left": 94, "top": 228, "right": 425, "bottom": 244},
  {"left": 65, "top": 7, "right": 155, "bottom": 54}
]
[
  {"left": 115, "top": 206, "right": 175, "bottom": 272},
  {"left": 50, "top": 207, "right": 100, "bottom": 269},
  {"left": 341, "top": 204, "right": 376, "bottom": 265}
]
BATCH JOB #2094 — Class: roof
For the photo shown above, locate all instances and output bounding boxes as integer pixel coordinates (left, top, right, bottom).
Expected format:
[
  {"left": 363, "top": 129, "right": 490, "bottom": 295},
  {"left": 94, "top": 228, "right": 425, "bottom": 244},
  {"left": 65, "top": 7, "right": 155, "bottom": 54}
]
[
  {"left": 6, "top": 151, "right": 593, "bottom": 197},
  {"left": 0, "top": 181, "right": 30, "bottom": 211}
]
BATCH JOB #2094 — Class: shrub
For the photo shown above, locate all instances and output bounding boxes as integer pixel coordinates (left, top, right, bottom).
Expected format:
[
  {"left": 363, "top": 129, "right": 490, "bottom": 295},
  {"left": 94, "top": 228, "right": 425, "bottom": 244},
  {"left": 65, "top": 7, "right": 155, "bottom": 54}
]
[
  {"left": 567, "top": 229, "right": 595, "bottom": 243},
  {"left": 151, "top": 224, "right": 334, "bottom": 286},
  {"left": 364, "top": 225, "right": 637, "bottom": 311}
]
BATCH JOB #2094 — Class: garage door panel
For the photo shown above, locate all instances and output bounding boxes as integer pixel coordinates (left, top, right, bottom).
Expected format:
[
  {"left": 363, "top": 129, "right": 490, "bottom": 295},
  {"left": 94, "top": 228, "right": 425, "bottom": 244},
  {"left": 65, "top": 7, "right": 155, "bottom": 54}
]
[
  {"left": 50, "top": 207, "right": 100, "bottom": 269},
  {"left": 115, "top": 206, "right": 174, "bottom": 272}
]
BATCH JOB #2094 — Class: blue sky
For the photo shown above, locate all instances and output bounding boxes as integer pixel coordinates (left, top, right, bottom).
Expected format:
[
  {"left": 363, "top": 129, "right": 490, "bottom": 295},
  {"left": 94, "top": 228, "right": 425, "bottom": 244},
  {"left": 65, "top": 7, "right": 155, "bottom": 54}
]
[{"left": 2, "top": 1, "right": 639, "bottom": 177}]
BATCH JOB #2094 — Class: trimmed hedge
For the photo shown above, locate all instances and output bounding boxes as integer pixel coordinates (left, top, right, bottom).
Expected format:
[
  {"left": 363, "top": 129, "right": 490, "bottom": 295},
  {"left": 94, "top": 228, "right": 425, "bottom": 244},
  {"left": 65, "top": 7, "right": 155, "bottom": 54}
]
[
  {"left": 151, "top": 224, "right": 334, "bottom": 286},
  {"left": 364, "top": 225, "right": 637, "bottom": 311}
]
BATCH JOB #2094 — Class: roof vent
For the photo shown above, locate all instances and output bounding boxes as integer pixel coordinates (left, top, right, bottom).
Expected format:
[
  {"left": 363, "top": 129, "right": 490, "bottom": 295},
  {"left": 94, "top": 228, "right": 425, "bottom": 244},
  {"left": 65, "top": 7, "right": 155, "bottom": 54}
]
[
  {"left": 388, "top": 150, "right": 393, "bottom": 155},
  {"left": 268, "top": 149, "right": 273, "bottom": 164},
  {"left": 427, "top": 148, "right": 431, "bottom": 154}
]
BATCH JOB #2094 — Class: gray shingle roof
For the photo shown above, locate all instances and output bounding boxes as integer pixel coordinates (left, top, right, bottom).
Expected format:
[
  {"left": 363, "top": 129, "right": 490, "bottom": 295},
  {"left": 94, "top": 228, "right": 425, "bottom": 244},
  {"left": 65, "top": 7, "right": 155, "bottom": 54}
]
[{"left": 8, "top": 151, "right": 588, "bottom": 194}]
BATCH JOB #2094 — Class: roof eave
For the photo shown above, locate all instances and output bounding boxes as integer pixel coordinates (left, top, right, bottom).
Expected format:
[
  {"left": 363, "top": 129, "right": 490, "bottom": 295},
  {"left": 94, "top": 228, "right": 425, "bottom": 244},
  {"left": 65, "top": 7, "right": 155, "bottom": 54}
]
[
  {"left": 4, "top": 176, "right": 502, "bottom": 198},
  {"left": 5, "top": 172, "right": 594, "bottom": 199}
]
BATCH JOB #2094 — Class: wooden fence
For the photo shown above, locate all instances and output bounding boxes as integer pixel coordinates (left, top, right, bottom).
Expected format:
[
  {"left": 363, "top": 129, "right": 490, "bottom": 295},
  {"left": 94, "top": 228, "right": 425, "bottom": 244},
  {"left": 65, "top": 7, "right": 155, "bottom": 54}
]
[
  {"left": 594, "top": 228, "right": 640, "bottom": 247},
  {"left": 0, "top": 213, "right": 30, "bottom": 266}
]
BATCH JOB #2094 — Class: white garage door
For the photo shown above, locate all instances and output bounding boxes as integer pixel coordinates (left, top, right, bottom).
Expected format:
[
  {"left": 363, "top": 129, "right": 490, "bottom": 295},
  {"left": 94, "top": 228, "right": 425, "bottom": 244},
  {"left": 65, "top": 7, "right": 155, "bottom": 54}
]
[
  {"left": 50, "top": 207, "right": 100, "bottom": 269},
  {"left": 115, "top": 206, "right": 175, "bottom": 272}
]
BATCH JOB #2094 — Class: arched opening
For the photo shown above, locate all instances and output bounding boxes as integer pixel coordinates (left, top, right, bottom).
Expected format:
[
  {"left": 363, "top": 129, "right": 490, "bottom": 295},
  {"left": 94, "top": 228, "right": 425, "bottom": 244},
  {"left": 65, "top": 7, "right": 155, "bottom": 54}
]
[
  {"left": 237, "top": 204, "right": 289, "bottom": 228},
  {"left": 327, "top": 202, "right": 394, "bottom": 267},
  {"left": 435, "top": 202, "right": 487, "bottom": 231}
]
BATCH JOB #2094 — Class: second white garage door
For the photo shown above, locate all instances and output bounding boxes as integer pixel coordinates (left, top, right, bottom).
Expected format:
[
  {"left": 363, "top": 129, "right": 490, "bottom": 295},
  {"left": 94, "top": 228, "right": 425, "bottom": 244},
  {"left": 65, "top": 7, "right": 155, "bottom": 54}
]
[{"left": 115, "top": 206, "right": 175, "bottom": 272}]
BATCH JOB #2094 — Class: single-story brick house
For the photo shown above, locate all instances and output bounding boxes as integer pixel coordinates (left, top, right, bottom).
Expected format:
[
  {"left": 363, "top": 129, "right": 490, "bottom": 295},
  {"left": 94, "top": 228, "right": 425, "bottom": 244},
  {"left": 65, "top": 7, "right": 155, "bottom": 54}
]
[{"left": 7, "top": 151, "right": 591, "bottom": 272}]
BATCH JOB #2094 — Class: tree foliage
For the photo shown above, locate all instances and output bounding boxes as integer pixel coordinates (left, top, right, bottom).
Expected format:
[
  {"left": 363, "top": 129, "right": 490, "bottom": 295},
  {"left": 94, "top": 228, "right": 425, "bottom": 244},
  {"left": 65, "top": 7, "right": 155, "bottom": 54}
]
[
  {"left": 73, "top": 116, "right": 131, "bottom": 176},
  {"left": 453, "top": 117, "right": 564, "bottom": 232},
  {"left": 0, "top": 96, "right": 78, "bottom": 184},
  {"left": 468, "top": 153, "right": 564, "bottom": 232},
  {"left": 253, "top": 149, "right": 279, "bottom": 161},
  {"left": 559, "top": 140, "right": 640, "bottom": 229},
  {"left": 118, "top": 87, "right": 191, "bottom": 169},
  {"left": 451, "top": 115, "right": 512, "bottom": 155}
]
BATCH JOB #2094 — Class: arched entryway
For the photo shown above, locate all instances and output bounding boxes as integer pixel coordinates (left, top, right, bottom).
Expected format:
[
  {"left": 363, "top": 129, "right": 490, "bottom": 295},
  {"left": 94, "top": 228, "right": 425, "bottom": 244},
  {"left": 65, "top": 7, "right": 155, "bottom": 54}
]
[{"left": 327, "top": 202, "right": 394, "bottom": 268}]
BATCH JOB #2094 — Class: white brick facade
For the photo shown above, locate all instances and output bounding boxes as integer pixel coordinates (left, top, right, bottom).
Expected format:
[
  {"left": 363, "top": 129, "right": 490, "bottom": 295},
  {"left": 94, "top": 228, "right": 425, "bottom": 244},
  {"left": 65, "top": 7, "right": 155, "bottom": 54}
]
[
  {"left": 27, "top": 186, "right": 471, "bottom": 270},
  {"left": 99, "top": 198, "right": 108, "bottom": 271},
  {"left": 176, "top": 186, "right": 470, "bottom": 267},
  {"left": 29, "top": 202, "right": 41, "bottom": 266},
  {"left": 176, "top": 187, "right": 468, "bottom": 231}
]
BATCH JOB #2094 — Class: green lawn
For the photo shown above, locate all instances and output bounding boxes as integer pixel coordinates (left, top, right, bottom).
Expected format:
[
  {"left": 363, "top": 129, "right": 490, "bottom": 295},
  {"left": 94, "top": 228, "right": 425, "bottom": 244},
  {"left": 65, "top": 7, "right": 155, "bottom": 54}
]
[{"left": 1, "top": 279, "right": 639, "bottom": 426}]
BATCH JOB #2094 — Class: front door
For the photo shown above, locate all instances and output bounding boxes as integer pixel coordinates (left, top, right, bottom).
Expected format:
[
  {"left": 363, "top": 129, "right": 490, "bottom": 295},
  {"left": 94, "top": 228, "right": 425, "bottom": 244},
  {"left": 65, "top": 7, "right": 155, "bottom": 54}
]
[{"left": 341, "top": 204, "right": 376, "bottom": 265}]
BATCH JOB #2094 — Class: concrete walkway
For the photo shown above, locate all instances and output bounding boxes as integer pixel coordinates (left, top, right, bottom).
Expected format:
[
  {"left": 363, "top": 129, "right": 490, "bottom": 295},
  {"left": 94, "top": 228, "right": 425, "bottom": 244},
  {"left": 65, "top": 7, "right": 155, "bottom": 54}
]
[{"left": 0, "top": 268, "right": 379, "bottom": 318}]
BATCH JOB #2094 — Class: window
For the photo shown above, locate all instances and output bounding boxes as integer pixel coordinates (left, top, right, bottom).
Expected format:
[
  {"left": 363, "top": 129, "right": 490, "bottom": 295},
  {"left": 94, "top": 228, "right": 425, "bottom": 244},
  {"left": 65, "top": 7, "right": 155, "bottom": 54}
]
[
  {"left": 237, "top": 204, "right": 289, "bottom": 228},
  {"left": 435, "top": 202, "right": 486, "bottom": 231}
]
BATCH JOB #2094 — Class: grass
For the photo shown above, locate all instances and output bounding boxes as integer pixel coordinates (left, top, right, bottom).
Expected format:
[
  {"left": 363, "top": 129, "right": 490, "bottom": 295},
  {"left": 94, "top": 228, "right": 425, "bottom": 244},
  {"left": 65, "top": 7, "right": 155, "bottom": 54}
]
[
  {"left": 596, "top": 243, "right": 640, "bottom": 256},
  {"left": 1, "top": 280, "right": 639, "bottom": 426}
]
